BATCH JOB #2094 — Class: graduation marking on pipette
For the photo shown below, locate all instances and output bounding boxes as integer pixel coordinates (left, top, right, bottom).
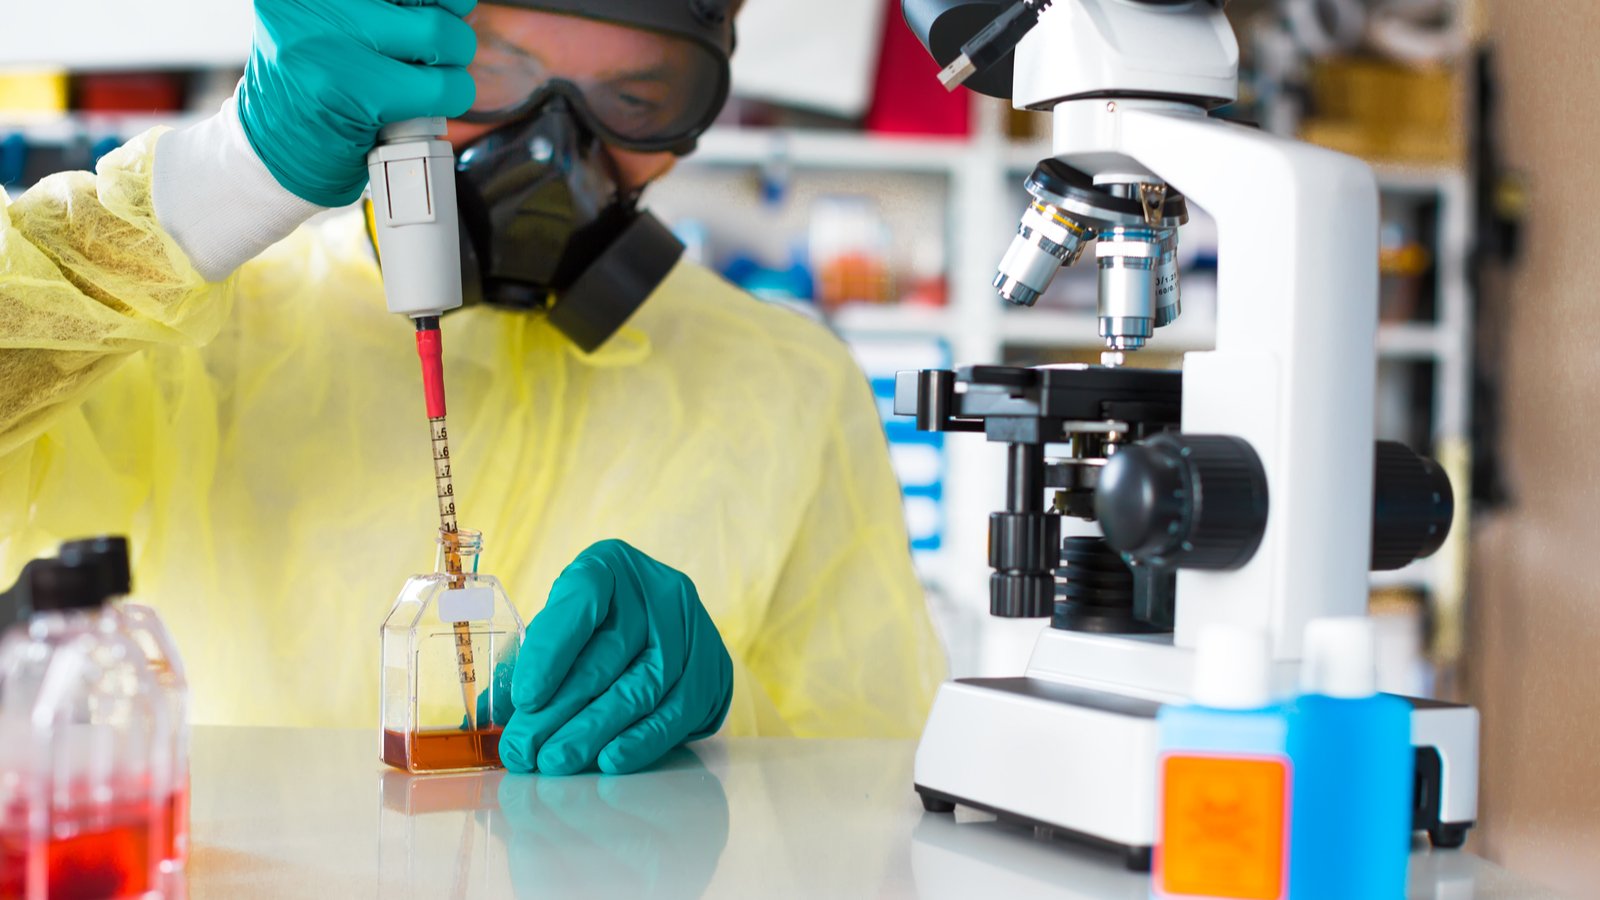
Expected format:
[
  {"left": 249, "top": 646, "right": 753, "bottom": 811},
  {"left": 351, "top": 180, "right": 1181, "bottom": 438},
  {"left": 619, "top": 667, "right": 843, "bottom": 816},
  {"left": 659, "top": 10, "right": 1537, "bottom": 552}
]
[{"left": 415, "top": 317, "right": 479, "bottom": 729}]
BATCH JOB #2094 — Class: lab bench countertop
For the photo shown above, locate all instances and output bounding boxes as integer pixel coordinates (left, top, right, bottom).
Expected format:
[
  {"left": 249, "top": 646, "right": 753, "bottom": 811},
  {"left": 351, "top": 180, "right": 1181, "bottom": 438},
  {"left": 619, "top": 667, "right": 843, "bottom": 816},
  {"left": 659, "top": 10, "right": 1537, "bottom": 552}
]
[{"left": 184, "top": 727, "right": 1558, "bottom": 899}]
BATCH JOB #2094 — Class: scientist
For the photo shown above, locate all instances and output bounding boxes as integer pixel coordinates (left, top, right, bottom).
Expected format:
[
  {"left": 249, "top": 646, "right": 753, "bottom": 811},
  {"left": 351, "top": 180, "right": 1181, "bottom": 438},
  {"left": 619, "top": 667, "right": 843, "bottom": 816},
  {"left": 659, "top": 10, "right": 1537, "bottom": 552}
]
[{"left": 0, "top": 0, "right": 944, "bottom": 774}]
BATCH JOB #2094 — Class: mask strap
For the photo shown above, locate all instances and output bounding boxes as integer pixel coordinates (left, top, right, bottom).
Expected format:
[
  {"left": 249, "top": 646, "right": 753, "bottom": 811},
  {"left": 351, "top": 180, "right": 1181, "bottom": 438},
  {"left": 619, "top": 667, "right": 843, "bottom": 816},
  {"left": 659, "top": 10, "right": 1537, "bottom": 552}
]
[{"left": 546, "top": 212, "right": 685, "bottom": 353}]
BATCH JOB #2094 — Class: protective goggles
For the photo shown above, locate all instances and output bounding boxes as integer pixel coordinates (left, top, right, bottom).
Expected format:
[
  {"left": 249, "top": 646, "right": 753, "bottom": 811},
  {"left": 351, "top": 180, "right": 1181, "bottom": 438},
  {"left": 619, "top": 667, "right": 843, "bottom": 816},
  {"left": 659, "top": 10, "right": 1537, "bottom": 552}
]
[{"left": 461, "top": 5, "right": 732, "bottom": 154}]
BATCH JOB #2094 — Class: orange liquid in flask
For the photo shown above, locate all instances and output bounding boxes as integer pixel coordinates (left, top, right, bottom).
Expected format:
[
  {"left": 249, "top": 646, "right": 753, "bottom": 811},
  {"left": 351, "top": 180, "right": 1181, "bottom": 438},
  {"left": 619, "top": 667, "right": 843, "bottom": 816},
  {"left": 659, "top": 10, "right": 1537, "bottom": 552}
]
[{"left": 382, "top": 727, "right": 504, "bottom": 772}]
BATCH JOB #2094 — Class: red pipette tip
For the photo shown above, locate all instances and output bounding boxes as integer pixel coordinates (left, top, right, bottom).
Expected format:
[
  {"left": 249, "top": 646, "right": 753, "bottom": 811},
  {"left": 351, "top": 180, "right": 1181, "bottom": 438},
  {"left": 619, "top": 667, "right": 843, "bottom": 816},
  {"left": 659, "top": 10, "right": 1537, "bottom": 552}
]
[{"left": 415, "top": 325, "right": 447, "bottom": 419}]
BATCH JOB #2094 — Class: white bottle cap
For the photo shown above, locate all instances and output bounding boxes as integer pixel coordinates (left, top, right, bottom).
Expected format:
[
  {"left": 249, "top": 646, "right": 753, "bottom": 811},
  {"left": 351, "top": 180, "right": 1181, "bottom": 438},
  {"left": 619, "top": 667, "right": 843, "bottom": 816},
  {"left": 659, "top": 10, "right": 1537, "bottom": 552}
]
[
  {"left": 1300, "top": 617, "right": 1378, "bottom": 699},
  {"left": 1192, "top": 624, "right": 1272, "bottom": 709}
]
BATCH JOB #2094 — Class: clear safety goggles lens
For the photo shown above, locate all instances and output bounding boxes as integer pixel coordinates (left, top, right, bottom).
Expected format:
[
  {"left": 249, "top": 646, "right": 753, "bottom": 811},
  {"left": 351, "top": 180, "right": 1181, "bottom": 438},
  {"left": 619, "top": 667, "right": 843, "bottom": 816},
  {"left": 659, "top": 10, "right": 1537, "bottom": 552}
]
[{"left": 467, "top": 18, "right": 724, "bottom": 148}]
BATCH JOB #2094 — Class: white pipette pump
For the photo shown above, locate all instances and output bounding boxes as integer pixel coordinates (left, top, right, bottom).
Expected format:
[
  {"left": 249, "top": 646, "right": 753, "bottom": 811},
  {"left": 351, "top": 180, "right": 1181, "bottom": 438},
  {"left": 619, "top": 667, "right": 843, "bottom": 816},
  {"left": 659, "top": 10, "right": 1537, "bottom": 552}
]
[{"left": 366, "top": 117, "right": 463, "bottom": 319}]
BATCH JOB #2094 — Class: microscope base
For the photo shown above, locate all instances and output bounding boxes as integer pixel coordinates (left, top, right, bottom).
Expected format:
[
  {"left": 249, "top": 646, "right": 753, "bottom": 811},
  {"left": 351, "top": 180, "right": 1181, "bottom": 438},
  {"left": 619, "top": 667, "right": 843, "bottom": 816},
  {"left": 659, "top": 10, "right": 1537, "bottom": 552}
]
[
  {"left": 913, "top": 676, "right": 1480, "bottom": 871},
  {"left": 913, "top": 676, "right": 1164, "bottom": 871}
]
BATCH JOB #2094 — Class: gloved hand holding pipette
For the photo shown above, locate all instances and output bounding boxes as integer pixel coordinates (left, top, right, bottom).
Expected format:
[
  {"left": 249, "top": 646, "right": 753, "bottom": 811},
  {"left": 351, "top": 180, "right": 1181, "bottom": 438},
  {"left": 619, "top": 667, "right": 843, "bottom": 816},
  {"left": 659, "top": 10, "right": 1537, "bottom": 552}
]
[
  {"left": 238, "top": 0, "right": 479, "bottom": 208},
  {"left": 496, "top": 541, "right": 734, "bottom": 776}
]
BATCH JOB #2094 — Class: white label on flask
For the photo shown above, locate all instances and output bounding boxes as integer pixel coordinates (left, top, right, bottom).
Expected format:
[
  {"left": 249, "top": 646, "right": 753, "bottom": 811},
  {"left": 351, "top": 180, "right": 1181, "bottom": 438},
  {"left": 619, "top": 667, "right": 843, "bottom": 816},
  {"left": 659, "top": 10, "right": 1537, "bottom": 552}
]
[{"left": 438, "top": 587, "right": 493, "bottom": 623}]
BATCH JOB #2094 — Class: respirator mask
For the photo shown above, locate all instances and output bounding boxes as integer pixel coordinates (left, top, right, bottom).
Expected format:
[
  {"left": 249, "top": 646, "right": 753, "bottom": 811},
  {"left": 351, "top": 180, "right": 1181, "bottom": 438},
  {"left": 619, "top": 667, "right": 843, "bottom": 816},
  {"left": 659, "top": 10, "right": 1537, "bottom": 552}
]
[{"left": 449, "top": 0, "right": 736, "bottom": 352}]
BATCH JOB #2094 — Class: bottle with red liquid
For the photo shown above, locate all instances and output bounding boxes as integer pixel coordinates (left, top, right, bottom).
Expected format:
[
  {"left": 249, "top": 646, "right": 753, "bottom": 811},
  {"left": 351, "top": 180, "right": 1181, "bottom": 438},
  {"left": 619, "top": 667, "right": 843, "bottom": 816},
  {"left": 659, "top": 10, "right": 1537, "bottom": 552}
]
[
  {"left": 380, "top": 529, "right": 523, "bottom": 773},
  {"left": 61, "top": 538, "right": 192, "bottom": 875},
  {"left": 0, "top": 555, "right": 174, "bottom": 900}
]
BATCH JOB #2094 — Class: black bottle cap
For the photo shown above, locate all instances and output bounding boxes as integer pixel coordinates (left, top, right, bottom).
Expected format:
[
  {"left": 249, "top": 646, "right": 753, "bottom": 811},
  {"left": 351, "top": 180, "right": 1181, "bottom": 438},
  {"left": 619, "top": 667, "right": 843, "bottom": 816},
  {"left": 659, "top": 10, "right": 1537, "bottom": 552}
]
[
  {"left": 22, "top": 559, "right": 107, "bottom": 613},
  {"left": 59, "top": 536, "right": 132, "bottom": 597}
]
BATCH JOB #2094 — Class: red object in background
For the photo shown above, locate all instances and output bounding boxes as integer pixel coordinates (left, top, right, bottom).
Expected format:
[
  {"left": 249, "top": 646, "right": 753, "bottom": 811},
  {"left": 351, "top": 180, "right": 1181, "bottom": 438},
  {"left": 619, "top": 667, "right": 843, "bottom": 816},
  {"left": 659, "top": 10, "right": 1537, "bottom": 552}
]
[
  {"left": 864, "top": 0, "right": 972, "bottom": 135},
  {"left": 75, "top": 73, "right": 185, "bottom": 113}
]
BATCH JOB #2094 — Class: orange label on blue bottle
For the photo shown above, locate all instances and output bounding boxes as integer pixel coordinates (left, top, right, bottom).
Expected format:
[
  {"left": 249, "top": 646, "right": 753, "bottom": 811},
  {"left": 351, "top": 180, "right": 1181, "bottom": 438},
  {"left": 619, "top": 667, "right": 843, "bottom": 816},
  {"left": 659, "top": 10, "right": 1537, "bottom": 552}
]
[{"left": 1155, "top": 753, "right": 1290, "bottom": 899}]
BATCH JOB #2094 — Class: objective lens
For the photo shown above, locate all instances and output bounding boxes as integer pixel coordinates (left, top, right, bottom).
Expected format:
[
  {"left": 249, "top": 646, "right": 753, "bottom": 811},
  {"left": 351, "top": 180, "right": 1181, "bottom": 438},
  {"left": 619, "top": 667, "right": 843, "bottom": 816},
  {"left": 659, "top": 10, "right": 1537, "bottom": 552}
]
[
  {"left": 1096, "top": 227, "right": 1159, "bottom": 351},
  {"left": 993, "top": 201, "right": 1094, "bottom": 307},
  {"left": 1153, "top": 228, "right": 1181, "bottom": 328}
]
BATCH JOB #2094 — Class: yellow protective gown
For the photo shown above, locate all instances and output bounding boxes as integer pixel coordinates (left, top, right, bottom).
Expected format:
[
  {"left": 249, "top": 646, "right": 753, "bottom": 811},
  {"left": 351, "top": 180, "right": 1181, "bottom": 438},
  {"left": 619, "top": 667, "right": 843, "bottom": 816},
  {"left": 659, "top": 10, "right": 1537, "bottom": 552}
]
[{"left": 0, "top": 129, "right": 946, "bottom": 736}]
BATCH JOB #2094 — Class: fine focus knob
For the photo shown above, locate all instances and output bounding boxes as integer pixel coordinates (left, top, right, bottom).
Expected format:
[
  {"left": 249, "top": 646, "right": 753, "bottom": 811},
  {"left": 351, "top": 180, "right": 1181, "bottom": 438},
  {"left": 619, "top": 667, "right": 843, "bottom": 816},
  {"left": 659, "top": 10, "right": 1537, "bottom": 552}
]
[
  {"left": 1096, "top": 434, "right": 1269, "bottom": 570},
  {"left": 991, "top": 572, "right": 1056, "bottom": 618},
  {"left": 1371, "top": 442, "right": 1454, "bottom": 570},
  {"left": 988, "top": 512, "right": 1060, "bottom": 617}
]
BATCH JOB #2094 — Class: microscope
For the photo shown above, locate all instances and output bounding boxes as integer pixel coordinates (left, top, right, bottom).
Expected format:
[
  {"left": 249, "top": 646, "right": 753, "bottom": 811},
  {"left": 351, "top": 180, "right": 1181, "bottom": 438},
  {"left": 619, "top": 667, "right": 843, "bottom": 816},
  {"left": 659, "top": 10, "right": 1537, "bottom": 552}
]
[{"left": 900, "top": 0, "right": 1479, "bottom": 869}]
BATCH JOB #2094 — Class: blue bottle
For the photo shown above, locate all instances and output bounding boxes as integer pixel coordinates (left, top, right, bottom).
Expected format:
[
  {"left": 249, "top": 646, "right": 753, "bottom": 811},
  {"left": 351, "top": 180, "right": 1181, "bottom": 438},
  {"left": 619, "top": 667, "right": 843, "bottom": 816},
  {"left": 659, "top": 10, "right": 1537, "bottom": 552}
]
[
  {"left": 1287, "top": 617, "right": 1414, "bottom": 899},
  {"left": 1154, "top": 625, "right": 1293, "bottom": 900}
]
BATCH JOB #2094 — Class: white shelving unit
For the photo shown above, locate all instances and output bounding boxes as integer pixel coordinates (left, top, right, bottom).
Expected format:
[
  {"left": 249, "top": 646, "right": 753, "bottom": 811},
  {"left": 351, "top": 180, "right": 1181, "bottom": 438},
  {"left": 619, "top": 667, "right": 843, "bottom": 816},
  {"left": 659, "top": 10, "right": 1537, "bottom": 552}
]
[{"left": 680, "top": 103, "right": 1474, "bottom": 667}]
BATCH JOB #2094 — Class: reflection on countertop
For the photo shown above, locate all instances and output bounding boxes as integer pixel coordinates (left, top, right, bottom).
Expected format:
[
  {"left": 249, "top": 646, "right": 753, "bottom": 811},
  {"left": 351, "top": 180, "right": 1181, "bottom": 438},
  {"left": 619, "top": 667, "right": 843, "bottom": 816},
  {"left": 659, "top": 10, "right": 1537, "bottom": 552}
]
[{"left": 182, "top": 728, "right": 1558, "bottom": 899}]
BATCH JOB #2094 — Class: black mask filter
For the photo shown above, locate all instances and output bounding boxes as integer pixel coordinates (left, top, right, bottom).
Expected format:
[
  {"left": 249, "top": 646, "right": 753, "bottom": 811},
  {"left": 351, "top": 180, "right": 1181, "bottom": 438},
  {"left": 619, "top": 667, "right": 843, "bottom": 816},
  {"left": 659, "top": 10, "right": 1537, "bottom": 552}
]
[{"left": 455, "top": 96, "right": 685, "bottom": 352}]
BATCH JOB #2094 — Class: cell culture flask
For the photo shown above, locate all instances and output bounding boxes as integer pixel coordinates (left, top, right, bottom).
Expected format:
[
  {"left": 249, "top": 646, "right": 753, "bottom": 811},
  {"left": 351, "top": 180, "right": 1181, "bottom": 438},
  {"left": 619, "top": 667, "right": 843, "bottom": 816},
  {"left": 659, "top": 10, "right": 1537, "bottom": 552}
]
[
  {"left": 0, "top": 558, "right": 174, "bottom": 900},
  {"left": 61, "top": 536, "right": 192, "bottom": 874},
  {"left": 381, "top": 529, "right": 523, "bottom": 773}
]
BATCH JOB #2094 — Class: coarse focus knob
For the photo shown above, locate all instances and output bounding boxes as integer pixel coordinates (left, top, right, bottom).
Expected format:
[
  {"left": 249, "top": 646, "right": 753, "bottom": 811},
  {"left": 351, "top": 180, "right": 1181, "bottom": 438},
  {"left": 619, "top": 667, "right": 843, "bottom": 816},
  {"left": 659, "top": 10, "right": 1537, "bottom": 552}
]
[
  {"left": 1095, "top": 434, "right": 1269, "bottom": 570},
  {"left": 1372, "top": 441, "right": 1454, "bottom": 570},
  {"left": 989, "top": 512, "right": 1062, "bottom": 572}
]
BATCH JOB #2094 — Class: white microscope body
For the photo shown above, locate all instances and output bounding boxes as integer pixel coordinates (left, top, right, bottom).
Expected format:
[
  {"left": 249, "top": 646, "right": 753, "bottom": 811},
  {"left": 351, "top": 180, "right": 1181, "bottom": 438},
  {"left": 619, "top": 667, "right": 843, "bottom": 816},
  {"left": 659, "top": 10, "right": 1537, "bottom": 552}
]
[{"left": 908, "top": 0, "right": 1478, "bottom": 867}]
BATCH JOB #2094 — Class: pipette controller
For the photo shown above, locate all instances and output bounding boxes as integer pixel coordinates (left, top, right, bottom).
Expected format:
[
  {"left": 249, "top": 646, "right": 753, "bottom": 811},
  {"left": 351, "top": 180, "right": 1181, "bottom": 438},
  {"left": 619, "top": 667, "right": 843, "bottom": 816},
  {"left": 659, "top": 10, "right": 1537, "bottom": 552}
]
[{"left": 368, "top": 118, "right": 462, "bottom": 319}]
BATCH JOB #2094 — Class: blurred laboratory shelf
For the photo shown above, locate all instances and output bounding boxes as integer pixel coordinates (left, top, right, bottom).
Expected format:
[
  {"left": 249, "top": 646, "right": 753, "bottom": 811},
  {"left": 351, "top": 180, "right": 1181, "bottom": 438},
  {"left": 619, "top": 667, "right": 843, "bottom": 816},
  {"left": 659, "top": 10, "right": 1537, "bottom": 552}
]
[
  {"left": 1371, "top": 558, "right": 1438, "bottom": 592},
  {"left": 1373, "top": 162, "right": 1473, "bottom": 196},
  {"left": 828, "top": 299, "right": 1457, "bottom": 360},
  {"left": 1380, "top": 322, "right": 1457, "bottom": 359},
  {"left": 0, "top": 113, "right": 205, "bottom": 142},
  {"left": 1, "top": 2, "right": 250, "bottom": 70},
  {"left": 695, "top": 127, "right": 974, "bottom": 174},
  {"left": 995, "top": 309, "right": 1217, "bottom": 352},
  {"left": 181, "top": 727, "right": 1556, "bottom": 899},
  {"left": 832, "top": 303, "right": 955, "bottom": 336},
  {"left": 998, "top": 311, "right": 1459, "bottom": 361}
]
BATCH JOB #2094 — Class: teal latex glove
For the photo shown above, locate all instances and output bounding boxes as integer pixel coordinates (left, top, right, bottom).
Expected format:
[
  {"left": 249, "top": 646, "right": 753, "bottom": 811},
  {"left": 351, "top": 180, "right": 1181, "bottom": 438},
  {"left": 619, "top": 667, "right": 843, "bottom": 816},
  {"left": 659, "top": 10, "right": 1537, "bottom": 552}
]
[
  {"left": 239, "top": 0, "right": 479, "bottom": 207},
  {"left": 473, "top": 656, "right": 516, "bottom": 731},
  {"left": 500, "top": 540, "right": 734, "bottom": 776}
]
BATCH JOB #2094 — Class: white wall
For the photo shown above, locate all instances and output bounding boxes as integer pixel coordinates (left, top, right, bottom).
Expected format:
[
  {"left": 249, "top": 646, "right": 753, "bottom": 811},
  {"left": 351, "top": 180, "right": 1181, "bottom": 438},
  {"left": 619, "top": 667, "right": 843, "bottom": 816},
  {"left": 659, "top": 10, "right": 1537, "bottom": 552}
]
[{"left": 2, "top": 1, "right": 251, "bottom": 70}]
